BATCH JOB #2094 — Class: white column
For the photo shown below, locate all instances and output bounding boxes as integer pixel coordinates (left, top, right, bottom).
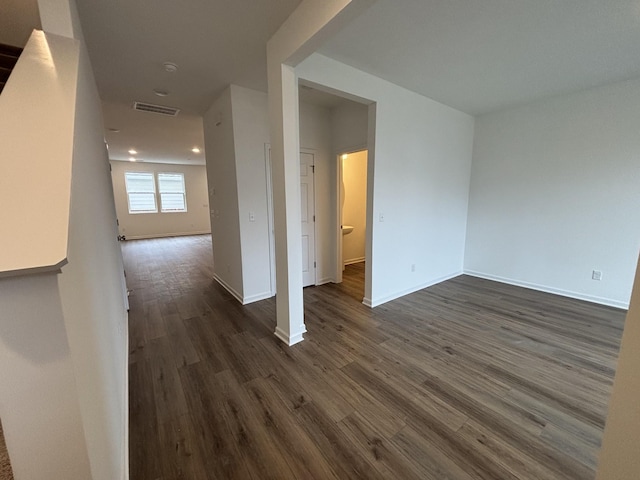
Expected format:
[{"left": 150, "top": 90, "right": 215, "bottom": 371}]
[
  {"left": 268, "top": 63, "right": 306, "bottom": 345},
  {"left": 266, "top": 0, "right": 377, "bottom": 345}
]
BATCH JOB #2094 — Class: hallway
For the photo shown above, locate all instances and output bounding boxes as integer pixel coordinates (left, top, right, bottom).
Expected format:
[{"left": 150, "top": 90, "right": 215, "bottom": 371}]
[{"left": 124, "top": 235, "right": 624, "bottom": 479}]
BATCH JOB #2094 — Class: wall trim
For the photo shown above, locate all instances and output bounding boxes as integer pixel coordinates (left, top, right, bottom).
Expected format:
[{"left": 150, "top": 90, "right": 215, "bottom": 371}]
[
  {"left": 274, "top": 326, "right": 305, "bottom": 346},
  {"left": 124, "top": 231, "right": 211, "bottom": 240},
  {"left": 122, "top": 311, "right": 129, "bottom": 480},
  {"left": 242, "top": 291, "right": 274, "bottom": 305},
  {"left": 366, "top": 271, "right": 463, "bottom": 308},
  {"left": 316, "top": 277, "right": 333, "bottom": 286},
  {"left": 213, "top": 273, "right": 243, "bottom": 304},
  {"left": 344, "top": 257, "right": 365, "bottom": 266},
  {"left": 464, "top": 270, "right": 629, "bottom": 310}
]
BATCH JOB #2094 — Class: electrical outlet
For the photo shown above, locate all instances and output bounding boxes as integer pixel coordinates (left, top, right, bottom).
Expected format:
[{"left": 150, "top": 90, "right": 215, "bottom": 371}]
[
  {"left": 411, "top": 264, "right": 416, "bottom": 272},
  {"left": 592, "top": 270, "right": 602, "bottom": 281},
  {"left": 379, "top": 213, "right": 385, "bottom": 222},
  {"left": 249, "top": 212, "right": 255, "bottom": 222}
]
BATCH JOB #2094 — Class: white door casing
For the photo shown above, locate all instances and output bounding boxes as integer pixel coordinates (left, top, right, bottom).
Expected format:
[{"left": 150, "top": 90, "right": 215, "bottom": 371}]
[
  {"left": 265, "top": 146, "right": 316, "bottom": 291},
  {"left": 300, "top": 151, "right": 316, "bottom": 287}
]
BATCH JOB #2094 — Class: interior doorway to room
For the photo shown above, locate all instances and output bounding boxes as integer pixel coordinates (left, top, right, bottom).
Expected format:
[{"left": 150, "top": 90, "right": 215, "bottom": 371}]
[{"left": 337, "top": 149, "right": 368, "bottom": 300}]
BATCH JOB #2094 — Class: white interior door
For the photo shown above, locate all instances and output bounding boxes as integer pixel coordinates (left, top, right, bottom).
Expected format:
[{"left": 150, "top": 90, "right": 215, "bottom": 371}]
[{"left": 300, "top": 151, "right": 316, "bottom": 287}]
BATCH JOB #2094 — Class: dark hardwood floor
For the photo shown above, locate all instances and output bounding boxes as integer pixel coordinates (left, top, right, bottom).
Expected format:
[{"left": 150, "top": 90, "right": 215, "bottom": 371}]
[{"left": 124, "top": 235, "right": 626, "bottom": 480}]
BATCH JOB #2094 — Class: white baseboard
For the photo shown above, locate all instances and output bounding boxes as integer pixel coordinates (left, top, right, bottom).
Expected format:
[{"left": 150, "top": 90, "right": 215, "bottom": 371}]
[
  {"left": 464, "top": 270, "right": 629, "bottom": 309},
  {"left": 242, "top": 291, "right": 274, "bottom": 305},
  {"left": 316, "top": 277, "right": 334, "bottom": 286},
  {"left": 211, "top": 280, "right": 272, "bottom": 305},
  {"left": 344, "top": 257, "right": 365, "bottom": 266},
  {"left": 366, "top": 271, "right": 463, "bottom": 308},
  {"left": 213, "top": 274, "right": 243, "bottom": 304},
  {"left": 124, "top": 231, "right": 211, "bottom": 240},
  {"left": 274, "top": 326, "right": 306, "bottom": 346}
]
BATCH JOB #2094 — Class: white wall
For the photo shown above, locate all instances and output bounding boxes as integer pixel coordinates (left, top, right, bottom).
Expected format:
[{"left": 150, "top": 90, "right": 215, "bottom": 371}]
[
  {"left": 332, "top": 101, "right": 369, "bottom": 153},
  {"left": 465, "top": 77, "right": 640, "bottom": 308},
  {"left": 0, "top": 3, "right": 129, "bottom": 478},
  {"left": 0, "top": 274, "right": 92, "bottom": 479},
  {"left": 229, "top": 85, "right": 273, "bottom": 302},
  {"left": 203, "top": 85, "right": 361, "bottom": 300},
  {"left": 110, "top": 161, "right": 211, "bottom": 240},
  {"left": 0, "top": 31, "right": 76, "bottom": 277},
  {"left": 299, "top": 101, "right": 334, "bottom": 284},
  {"left": 297, "top": 53, "right": 475, "bottom": 307},
  {"left": 597, "top": 253, "right": 640, "bottom": 478},
  {"left": 58, "top": 40, "right": 129, "bottom": 480},
  {"left": 203, "top": 87, "right": 244, "bottom": 299},
  {"left": 342, "top": 150, "right": 367, "bottom": 265}
]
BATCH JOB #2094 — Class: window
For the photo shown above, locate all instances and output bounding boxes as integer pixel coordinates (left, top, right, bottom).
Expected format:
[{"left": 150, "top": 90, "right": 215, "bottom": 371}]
[
  {"left": 158, "top": 173, "right": 187, "bottom": 212},
  {"left": 125, "top": 172, "right": 157, "bottom": 213}
]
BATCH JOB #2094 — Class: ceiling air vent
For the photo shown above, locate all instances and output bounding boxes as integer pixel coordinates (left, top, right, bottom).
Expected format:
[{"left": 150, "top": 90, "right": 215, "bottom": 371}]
[{"left": 132, "top": 101, "right": 180, "bottom": 117}]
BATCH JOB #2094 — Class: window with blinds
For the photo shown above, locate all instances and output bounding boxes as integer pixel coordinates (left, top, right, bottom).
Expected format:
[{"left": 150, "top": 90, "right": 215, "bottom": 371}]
[
  {"left": 158, "top": 173, "right": 187, "bottom": 212},
  {"left": 124, "top": 172, "right": 157, "bottom": 213}
]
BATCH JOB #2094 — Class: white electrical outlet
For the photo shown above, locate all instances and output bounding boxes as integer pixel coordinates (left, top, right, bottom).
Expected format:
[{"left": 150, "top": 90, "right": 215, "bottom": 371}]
[
  {"left": 379, "top": 213, "right": 385, "bottom": 222},
  {"left": 592, "top": 270, "right": 602, "bottom": 281},
  {"left": 249, "top": 212, "right": 255, "bottom": 222},
  {"left": 411, "top": 264, "right": 416, "bottom": 272}
]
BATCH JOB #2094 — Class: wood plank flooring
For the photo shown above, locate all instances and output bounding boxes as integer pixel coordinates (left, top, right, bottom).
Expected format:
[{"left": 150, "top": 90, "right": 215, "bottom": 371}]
[{"left": 124, "top": 235, "right": 626, "bottom": 480}]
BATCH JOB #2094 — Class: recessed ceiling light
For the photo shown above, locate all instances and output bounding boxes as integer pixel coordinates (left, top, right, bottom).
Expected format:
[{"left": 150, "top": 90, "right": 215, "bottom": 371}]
[
  {"left": 342, "top": 154, "right": 348, "bottom": 160},
  {"left": 108, "top": 128, "right": 120, "bottom": 133},
  {"left": 153, "top": 89, "right": 169, "bottom": 97},
  {"left": 128, "top": 149, "right": 137, "bottom": 155},
  {"left": 163, "top": 62, "right": 178, "bottom": 73},
  {"left": 191, "top": 147, "right": 201, "bottom": 153},
  {"left": 129, "top": 157, "right": 136, "bottom": 162}
]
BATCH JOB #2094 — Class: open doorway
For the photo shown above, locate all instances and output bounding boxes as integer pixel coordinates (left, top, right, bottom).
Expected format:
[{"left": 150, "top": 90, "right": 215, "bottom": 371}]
[{"left": 337, "top": 149, "right": 368, "bottom": 301}]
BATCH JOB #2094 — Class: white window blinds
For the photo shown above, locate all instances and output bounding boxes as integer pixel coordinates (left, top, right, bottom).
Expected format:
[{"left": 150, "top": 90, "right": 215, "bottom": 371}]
[
  {"left": 125, "top": 172, "right": 157, "bottom": 213},
  {"left": 158, "top": 173, "right": 187, "bottom": 212}
]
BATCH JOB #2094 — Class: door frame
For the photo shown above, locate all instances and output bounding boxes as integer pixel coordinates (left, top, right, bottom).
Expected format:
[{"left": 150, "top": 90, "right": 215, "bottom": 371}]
[
  {"left": 264, "top": 144, "right": 276, "bottom": 296},
  {"left": 300, "top": 148, "right": 318, "bottom": 287},
  {"left": 335, "top": 145, "right": 368, "bottom": 285},
  {"left": 264, "top": 144, "right": 318, "bottom": 294}
]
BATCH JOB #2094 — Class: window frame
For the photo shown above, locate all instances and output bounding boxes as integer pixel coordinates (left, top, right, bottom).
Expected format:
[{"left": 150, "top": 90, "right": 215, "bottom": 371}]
[
  {"left": 157, "top": 172, "right": 188, "bottom": 213},
  {"left": 124, "top": 171, "right": 158, "bottom": 214}
]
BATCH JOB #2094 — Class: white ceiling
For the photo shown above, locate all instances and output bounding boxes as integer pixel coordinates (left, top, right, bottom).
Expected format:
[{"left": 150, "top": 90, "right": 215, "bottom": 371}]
[
  {"left": 76, "top": 0, "right": 302, "bottom": 114},
  {"left": 320, "top": 0, "right": 640, "bottom": 115},
  {"left": 103, "top": 102, "right": 205, "bottom": 165},
  {"left": 75, "top": 0, "right": 302, "bottom": 165},
  {"left": 75, "top": 0, "right": 640, "bottom": 165}
]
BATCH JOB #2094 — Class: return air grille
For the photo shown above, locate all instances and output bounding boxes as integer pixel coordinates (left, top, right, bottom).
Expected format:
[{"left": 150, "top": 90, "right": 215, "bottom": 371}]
[{"left": 132, "top": 101, "right": 180, "bottom": 116}]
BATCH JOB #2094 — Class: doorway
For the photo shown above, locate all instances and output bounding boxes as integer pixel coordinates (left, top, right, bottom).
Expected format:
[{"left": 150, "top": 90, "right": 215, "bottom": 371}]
[{"left": 337, "top": 149, "right": 368, "bottom": 300}]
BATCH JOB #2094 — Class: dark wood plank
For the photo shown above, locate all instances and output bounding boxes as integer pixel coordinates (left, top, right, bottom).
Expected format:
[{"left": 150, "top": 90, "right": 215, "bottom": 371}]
[{"left": 124, "top": 236, "right": 626, "bottom": 480}]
